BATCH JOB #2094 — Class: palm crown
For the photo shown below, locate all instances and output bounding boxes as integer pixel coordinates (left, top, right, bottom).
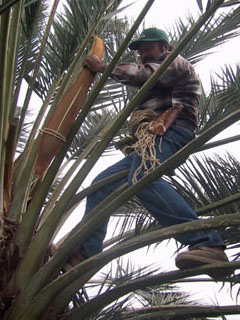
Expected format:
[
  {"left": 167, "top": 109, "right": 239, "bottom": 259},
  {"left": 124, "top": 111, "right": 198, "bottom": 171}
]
[{"left": 1, "top": 0, "right": 240, "bottom": 319}]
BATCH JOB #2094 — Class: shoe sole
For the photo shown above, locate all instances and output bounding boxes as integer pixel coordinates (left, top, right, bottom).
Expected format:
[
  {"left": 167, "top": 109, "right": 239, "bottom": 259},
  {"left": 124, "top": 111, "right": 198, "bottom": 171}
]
[{"left": 176, "top": 254, "right": 233, "bottom": 280}]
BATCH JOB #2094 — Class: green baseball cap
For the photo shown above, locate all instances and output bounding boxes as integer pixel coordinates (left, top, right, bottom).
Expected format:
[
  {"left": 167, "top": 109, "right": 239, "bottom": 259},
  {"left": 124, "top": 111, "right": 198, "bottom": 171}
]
[{"left": 129, "top": 28, "right": 169, "bottom": 50}]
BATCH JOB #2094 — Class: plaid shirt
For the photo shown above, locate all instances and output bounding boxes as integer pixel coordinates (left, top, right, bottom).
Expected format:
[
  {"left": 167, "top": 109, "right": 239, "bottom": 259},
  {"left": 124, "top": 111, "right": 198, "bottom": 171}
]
[{"left": 111, "top": 51, "right": 201, "bottom": 128}]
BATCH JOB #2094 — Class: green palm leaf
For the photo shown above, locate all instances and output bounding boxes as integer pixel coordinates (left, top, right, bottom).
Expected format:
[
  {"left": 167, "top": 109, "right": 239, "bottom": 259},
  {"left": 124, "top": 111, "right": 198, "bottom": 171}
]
[
  {"left": 168, "top": 5, "right": 240, "bottom": 64},
  {"left": 168, "top": 153, "right": 240, "bottom": 249},
  {"left": 199, "top": 64, "right": 240, "bottom": 130}
]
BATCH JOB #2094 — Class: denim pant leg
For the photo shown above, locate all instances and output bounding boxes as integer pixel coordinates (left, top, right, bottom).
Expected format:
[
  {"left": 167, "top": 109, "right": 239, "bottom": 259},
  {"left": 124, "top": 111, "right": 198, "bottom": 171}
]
[
  {"left": 82, "top": 125, "right": 225, "bottom": 258},
  {"left": 82, "top": 156, "right": 132, "bottom": 257},
  {"left": 128, "top": 125, "right": 225, "bottom": 248}
]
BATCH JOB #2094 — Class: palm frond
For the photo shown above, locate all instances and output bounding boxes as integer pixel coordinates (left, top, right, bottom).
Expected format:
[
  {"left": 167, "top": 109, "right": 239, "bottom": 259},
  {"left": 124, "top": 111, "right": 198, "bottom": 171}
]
[
  {"left": 27, "top": 1, "right": 127, "bottom": 101},
  {"left": 66, "top": 258, "right": 240, "bottom": 319},
  {"left": 14, "top": 0, "right": 48, "bottom": 96},
  {"left": 3, "top": 0, "right": 240, "bottom": 319},
  {"left": 198, "top": 64, "right": 240, "bottom": 130},
  {"left": 168, "top": 153, "right": 240, "bottom": 249},
  {"left": 168, "top": 5, "right": 240, "bottom": 65},
  {"left": 119, "top": 304, "right": 240, "bottom": 320}
]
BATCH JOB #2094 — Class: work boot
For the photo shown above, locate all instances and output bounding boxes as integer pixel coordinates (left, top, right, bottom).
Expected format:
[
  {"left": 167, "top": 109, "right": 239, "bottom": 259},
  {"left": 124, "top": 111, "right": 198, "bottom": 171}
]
[
  {"left": 50, "top": 244, "right": 86, "bottom": 272},
  {"left": 65, "top": 249, "right": 85, "bottom": 269},
  {"left": 175, "top": 246, "right": 233, "bottom": 280}
]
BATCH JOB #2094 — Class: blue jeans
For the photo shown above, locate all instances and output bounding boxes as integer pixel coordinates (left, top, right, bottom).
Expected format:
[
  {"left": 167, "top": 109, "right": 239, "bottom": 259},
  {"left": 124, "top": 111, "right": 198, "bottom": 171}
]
[{"left": 81, "top": 125, "right": 225, "bottom": 257}]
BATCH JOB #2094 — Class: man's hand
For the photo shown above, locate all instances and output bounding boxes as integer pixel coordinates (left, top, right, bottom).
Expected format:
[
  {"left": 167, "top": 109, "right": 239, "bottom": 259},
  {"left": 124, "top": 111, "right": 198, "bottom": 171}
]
[{"left": 82, "top": 55, "right": 105, "bottom": 73}]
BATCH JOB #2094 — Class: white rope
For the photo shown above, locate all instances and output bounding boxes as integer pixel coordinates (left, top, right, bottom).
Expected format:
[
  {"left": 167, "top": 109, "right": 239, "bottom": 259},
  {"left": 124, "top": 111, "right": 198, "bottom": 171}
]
[
  {"left": 129, "top": 109, "right": 162, "bottom": 183},
  {"left": 39, "top": 128, "right": 66, "bottom": 142}
]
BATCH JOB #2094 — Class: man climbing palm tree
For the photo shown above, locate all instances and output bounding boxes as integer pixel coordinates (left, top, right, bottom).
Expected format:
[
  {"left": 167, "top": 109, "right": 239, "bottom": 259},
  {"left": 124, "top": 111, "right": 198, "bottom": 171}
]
[{"left": 72, "top": 28, "right": 230, "bottom": 279}]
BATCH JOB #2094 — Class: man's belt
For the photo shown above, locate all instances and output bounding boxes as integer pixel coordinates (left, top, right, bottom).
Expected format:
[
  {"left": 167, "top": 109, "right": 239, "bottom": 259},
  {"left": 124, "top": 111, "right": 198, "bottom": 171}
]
[{"left": 174, "top": 119, "right": 196, "bottom": 133}]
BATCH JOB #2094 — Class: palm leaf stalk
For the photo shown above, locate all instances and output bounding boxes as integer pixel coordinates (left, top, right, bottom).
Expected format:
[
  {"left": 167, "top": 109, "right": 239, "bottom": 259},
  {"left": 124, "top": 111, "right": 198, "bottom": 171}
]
[
  {"left": 214, "top": 0, "right": 240, "bottom": 8},
  {"left": 9, "top": 0, "right": 156, "bottom": 292},
  {"left": 8, "top": 0, "right": 46, "bottom": 140},
  {"left": 55, "top": 268, "right": 188, "bottom": 318},
  {"left": 15, "top": 0, "right": 60, "bottom": 138},
  {"left": 0, "top": 0, "right": 21, "bottom": 15},
  {"left": 0, "top": 2, "right": 11, "bottom": 213},
  {"left": 198, "top": 134, "right": 240, "bottom": 151},
  {"left": 117, "top": 305, "right": 240, "bottom": 320},
  {"left": 11, "top": 214, "right": 240, "bottom": 320},
  {"left": 6, "top": 0, "right": 51, "bottom": 221},
  {"left": 59, "top": 169, "right": 130, "bottom": 221},
  {"left": 3, "top": 0, "right": 23, "bottom": 127},
  {"left": 6, "top": 138, "right": 40, "bottom": 222},
  {"left": 4, "top": 118, "right": 19, "bottom": 212},
  {"left": 9, "top": 0, "right": 60, "bottom": 161},
  {"left": 13, "top": 0, "right": 47, "bottom": 143},
  {"left": 196, "top": 192, "right": 240, "bottom": 216},
  {"left": 175, "top": 276, "right": 238, "bottom": 284}
]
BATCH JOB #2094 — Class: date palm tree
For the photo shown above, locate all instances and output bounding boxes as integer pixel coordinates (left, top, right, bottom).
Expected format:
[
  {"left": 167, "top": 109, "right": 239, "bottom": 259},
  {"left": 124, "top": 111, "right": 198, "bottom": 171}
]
[{"left": 0, "top": 0, "right": 240, "bottom": 319}]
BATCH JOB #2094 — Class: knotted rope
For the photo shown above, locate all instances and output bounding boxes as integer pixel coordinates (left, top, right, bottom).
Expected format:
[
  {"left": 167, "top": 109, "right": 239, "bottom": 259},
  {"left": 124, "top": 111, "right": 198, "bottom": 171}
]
[
  {"left": 129, "top": 109, "right": 162, "bottom": 183},
  {"left": 39, "top": 128, "right": 66, "bottom": 142}
]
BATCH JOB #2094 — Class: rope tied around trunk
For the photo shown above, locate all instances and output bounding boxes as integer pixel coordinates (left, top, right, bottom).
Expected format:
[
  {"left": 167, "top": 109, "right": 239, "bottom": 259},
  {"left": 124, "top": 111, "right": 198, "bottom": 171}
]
[{"left": 39, "top": 128, "right": 66, "bottom": 142}]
